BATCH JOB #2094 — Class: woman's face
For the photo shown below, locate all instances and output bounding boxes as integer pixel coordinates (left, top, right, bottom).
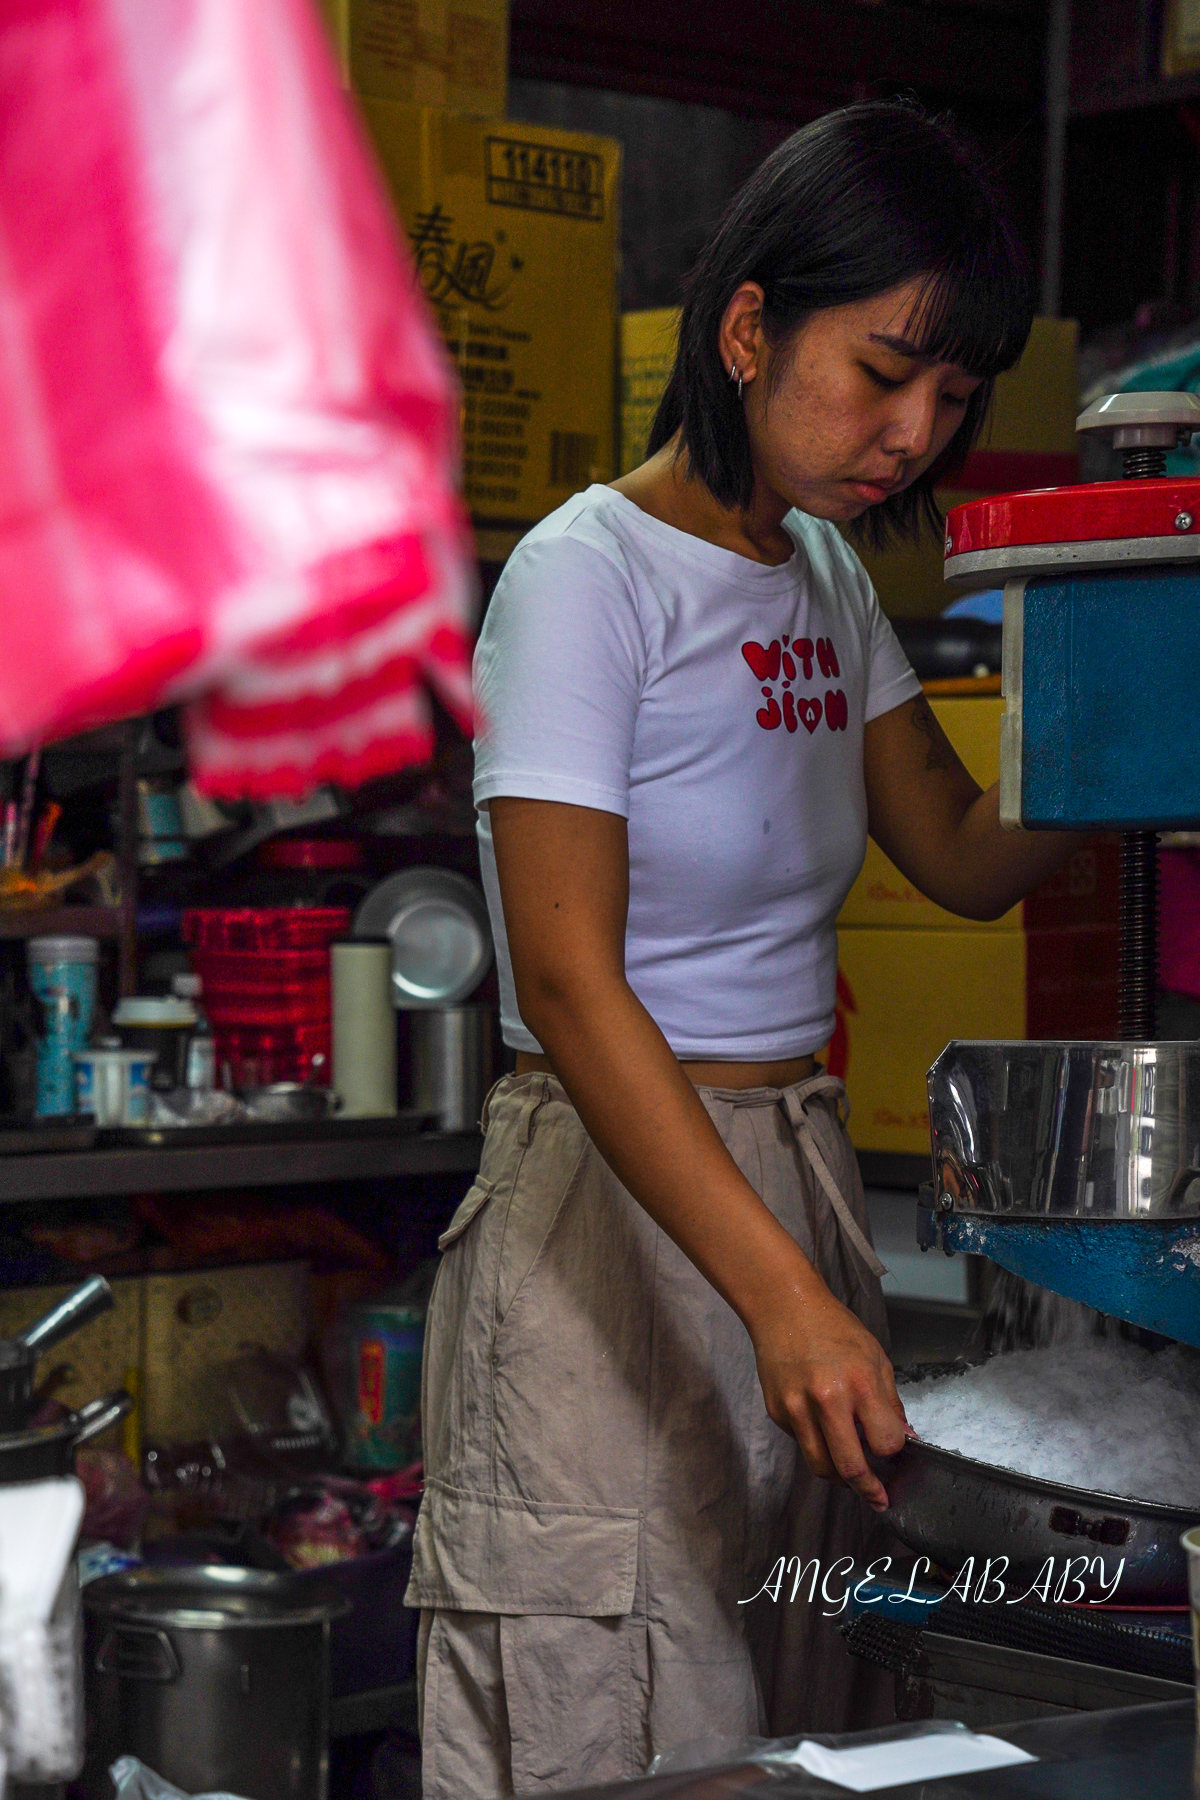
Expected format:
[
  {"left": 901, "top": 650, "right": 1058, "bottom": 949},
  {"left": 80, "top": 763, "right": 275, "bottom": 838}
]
[{"left": 727, "top": 278, "right": 983, "bottom": 523}]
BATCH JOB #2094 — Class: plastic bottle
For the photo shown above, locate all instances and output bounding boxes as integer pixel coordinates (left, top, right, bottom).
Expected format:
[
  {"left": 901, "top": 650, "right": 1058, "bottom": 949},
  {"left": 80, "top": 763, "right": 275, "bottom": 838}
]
[{"left": 173, "top": 973, "right": 215, "bottom": 1091}]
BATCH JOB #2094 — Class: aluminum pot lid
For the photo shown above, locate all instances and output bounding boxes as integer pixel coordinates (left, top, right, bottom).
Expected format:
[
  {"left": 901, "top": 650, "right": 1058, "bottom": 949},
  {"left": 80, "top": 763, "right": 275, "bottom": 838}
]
[
  {"left": 353, "top": 867, "right": 493, "bottom": 1008},
  {"left": 83, "top": 1565, "right": 349, "bottom": 1628}
]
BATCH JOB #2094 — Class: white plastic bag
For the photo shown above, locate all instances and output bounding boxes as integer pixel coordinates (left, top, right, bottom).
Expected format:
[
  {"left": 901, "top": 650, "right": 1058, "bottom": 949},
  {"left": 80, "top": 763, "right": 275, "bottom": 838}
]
[{"left": 110, "top": 1756, "right": 251, "bottom": 1800}]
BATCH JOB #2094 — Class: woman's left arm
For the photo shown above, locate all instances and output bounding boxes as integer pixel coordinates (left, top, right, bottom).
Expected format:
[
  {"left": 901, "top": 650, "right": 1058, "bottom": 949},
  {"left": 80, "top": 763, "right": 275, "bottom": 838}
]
[{"left": 864, "top": 693, "right": 1077, "bottom": 921}]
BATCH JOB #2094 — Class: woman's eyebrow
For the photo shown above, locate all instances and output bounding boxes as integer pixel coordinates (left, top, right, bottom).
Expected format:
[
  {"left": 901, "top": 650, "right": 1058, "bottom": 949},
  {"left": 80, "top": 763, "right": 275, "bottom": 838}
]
[{"left": 867, "top": 332, "right": 930, "bottom": 359}]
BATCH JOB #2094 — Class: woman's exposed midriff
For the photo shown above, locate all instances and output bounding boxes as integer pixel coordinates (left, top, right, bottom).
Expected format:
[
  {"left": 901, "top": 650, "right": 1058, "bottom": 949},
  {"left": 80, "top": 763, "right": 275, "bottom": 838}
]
[{"left": 514, "top": 1050, "right": 818, "bottom": 1090}]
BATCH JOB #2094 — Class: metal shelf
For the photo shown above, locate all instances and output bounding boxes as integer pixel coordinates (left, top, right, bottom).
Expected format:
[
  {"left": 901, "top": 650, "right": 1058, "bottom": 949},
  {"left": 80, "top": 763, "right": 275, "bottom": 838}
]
[
  {"left": 0, "top": 1125, "right": 482, "bottom": 1202},
  {"left": 0, "top": 905, "right": 122, "bottom": 941}
]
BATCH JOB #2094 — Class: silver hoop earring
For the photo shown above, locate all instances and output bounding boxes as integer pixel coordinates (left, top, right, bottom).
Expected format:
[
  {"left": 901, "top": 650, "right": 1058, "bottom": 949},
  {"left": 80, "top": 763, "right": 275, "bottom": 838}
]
[{"left": 729, "top": 361, "right": 743, "bottom": 401}]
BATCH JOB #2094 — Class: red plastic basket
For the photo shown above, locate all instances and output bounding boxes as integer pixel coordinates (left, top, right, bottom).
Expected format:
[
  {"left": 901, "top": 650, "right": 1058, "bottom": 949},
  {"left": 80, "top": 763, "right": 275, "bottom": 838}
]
[
  {"left": 190, "top": 947, "right": 331, "bottom": 988},
  {"left": 182, "top": 908, "right": 350, "bottom": 952},
  {"left": 214, "top": 1023, "right": 331, "bottom": 1089},
  {"left": 205, "top": 991, "right": 331, "bottom": 1029}
]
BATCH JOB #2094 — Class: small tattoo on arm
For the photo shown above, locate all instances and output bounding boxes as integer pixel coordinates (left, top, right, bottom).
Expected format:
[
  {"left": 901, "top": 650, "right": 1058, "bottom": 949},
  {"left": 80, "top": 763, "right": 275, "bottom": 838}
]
[{"left": 910, "top": 695, "right": 955, "bottom": 774}]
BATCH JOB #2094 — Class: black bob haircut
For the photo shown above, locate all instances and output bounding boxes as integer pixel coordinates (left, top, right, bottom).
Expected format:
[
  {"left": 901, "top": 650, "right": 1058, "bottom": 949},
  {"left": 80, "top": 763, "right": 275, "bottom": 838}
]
[{"left": 647, "top": 100, "right": 1034, "bottom": 549}]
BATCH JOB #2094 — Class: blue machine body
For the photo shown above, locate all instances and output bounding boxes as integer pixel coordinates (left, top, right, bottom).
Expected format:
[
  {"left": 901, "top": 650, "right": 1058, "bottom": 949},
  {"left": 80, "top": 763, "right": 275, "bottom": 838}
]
[
  {"left": 917, "top": 1203, "right": 1200, "bottom": 1348},
  {"left": 1014, "top": 569, "right": 1200, "bottom": 829}
]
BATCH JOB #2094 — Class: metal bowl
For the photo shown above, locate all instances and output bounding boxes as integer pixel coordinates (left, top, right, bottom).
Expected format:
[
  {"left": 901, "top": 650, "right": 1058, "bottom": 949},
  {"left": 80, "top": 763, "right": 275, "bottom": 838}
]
[
  {"left": 929, "top": 1040, "right": 1200, "bottom": 1219},
  {"left": 241, "top": 1083, "right": 340, "bottom": 1123},
  {"left": 885, "top": 1362, "right": 1200, "bottom": 1604},
  {"left": 353, "top": 868, "right": 492, "bottom": 1009}
]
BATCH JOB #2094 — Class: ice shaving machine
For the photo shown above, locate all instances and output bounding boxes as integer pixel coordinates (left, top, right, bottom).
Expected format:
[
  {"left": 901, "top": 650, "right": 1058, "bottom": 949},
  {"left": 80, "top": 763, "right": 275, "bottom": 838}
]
[
  {"left": 878, "top": 395, "right": 1200, "bottom": 1606},
  {"left": 917, "top": 391, "right": 1200, "bottom": 1354}
]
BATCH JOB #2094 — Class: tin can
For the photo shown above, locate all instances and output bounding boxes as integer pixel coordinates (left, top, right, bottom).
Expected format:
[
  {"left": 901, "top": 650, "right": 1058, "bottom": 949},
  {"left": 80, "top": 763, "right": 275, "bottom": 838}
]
[
  {"left": 27, "top": 936, "right": 98, "bottom": 1116},
  {"left": 343, "top": 1303, "right": 424, "bottom": 1470}
]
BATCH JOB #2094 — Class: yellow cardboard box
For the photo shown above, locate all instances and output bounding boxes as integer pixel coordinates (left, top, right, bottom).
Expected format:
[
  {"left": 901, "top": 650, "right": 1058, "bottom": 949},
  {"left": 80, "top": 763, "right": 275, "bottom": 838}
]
[
  {"left": 834, "top": 692, "right": 1119, "bottom": 1154},
  {"left": 320, "top": 0, "right": 508, "bottom": 117},
  {"left": 360, "top": 101, "right": 621, "bottom": 561},
  {"left": 835, "top": 921, "right": 1119, "bottom": 1154},
  {"left": 840, "top": 695, "right": 1020, "bottom": 931},
  {"left": 141, "top": 1261, "right": 311, "bottom": 1443},
  {"left": 835, "top": 929, "right": 1026, "bottom": 1155},
  {"left": 620, "top": 308, "right": 678, "bottom": 475}
]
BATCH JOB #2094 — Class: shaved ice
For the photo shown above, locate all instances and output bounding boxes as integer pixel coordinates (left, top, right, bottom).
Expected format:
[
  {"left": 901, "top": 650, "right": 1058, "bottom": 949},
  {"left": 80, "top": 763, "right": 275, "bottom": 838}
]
[{"left": 899, "top": 1340, "right": 1200, "bottom": 1508}]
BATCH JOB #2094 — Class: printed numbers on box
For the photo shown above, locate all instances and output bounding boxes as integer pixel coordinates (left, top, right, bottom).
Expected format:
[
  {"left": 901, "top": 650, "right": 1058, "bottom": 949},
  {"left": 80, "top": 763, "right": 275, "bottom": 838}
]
[{"left": 485, "top": 138, "right": 606, "bottom": 220}]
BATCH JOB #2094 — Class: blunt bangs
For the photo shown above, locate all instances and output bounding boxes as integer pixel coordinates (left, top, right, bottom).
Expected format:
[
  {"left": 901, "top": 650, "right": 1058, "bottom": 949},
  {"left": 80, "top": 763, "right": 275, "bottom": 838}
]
[
  {"left": 647, "top": 100, "right": 1035, "bottom": 548},
  {"left": 904, "top": 257, "right": 1031, "bottom": 384}
]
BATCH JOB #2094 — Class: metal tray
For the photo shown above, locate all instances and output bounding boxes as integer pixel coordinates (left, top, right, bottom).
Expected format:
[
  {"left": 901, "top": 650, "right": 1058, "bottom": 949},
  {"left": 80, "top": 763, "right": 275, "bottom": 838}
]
[
  {"left": 0, "top": 1119, "right": 97, "bottom": 1156},
  {"left": 97, "top": 1110, "right": 432, "bottom": 1150},
  {"left": 885, "top": 1363, "right": 1200, "bottom": 1605}
]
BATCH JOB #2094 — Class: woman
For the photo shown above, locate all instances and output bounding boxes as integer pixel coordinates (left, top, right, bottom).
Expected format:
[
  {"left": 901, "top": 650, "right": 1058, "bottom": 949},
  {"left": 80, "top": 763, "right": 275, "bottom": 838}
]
[{"left": 408, "top": 101, "right": 1074, "bottom": 1796}]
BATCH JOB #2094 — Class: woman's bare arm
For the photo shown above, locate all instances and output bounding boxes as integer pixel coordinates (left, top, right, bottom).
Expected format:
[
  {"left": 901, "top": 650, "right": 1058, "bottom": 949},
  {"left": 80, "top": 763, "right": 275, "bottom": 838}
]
[
  {"left": 490, "top": 794, "right": 907, "bottom": 1512},
  {"left": 864, "top": 694, "right": 1076, "bottom": 919}
]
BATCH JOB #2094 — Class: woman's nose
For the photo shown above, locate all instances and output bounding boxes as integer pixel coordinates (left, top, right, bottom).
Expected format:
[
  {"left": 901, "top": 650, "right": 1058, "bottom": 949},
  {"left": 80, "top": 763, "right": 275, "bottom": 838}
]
[{"left": 881, "top": 389, "right": 940, "bottom": 463}]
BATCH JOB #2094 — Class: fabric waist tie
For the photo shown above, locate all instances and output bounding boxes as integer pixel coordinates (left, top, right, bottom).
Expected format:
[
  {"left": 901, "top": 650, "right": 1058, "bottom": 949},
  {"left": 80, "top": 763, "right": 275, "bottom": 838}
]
[{"left": 780, "top": 1074, "right": 888, "bottom": 1280}]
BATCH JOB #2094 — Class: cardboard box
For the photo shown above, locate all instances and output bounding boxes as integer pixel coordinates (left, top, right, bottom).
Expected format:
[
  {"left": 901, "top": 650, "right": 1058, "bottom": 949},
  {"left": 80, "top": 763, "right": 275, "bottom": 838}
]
[
  {"left": 1163, "top": 0, "right": 1200, "bottom": 74},
  {"left": 839, "top": 695, "right": 1121, "bottom": 933},
  {"left": 320, "top": 0, "right": 508, "bottom": 116},
  {"left": 141, "top": 1261, "right": 311, "bottom": 1443},
  {"left": 833, "top": 925, "right": 1118, "bottom": 1155},
  {"left": 360, "top": 101, "right": 621, "bottom": 561},
  {"left": 620, "top": 308, "right": 678, "bottom": 475}
]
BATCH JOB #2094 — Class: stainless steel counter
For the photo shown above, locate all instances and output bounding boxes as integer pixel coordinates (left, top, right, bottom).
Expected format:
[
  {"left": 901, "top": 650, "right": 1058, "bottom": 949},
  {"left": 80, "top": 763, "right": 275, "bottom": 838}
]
[{"left": 551, "top": 1700, "right": 1197, "bottom": 1799}]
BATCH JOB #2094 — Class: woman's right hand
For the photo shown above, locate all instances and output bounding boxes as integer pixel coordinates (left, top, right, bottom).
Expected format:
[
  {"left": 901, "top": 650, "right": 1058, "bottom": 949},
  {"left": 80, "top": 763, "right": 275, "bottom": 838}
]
[{"left": 749, "top": 1260, "right": 909, "bottom": 1512}]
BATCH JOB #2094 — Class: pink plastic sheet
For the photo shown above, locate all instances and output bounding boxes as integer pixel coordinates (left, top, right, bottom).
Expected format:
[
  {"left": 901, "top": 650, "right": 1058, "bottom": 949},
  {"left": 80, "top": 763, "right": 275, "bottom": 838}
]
[{"left": 0, "top": 0, "right": 474, "bottom": 796}]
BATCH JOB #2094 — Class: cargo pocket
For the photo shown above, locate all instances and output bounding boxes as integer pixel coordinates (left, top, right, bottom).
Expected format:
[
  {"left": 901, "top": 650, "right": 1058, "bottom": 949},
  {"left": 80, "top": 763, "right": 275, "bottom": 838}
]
[
  {"left": 437, "top": 1177, "right": 496, "bottom": 1251},
  {"left": 406, "top": 1477, "right": 639, "bottom": 1618}
]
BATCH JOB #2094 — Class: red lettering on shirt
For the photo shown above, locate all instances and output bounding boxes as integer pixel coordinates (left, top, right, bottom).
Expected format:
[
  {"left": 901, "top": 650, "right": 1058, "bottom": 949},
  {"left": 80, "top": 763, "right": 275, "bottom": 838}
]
[{"left": 742, "top": 639, "right": 781, "bottom": 682}]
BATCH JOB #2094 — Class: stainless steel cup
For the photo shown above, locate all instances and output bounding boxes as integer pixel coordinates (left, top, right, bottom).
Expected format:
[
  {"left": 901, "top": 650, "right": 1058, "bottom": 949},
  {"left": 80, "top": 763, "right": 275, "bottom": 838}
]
[{"left": 410, "top": 1004, "right": 494, "bottom": 1131}]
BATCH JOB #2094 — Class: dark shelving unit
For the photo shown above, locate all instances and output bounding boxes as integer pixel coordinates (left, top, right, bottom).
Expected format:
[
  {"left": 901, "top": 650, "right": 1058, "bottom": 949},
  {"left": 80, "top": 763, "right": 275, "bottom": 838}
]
[{"left": 0, "top": 1124, "right": 482, "bottom": 1203}]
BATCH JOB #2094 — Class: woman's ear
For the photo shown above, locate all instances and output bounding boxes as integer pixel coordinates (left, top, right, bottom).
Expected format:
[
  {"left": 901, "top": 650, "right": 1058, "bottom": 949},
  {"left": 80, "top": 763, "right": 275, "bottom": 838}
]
[{"left": 718, "top": 282, "right": 765, "bottom": 388}]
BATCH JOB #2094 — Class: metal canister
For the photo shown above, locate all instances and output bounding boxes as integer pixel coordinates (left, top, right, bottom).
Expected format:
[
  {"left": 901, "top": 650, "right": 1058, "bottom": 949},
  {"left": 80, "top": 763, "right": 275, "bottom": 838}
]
[
  {"left": 81, "top": 1567, "right": 346, "bottom": 1800},
  {"left": 27, "top": 936, "right": 98, "bottom": 1116},
  {"left": 343, "top": 1300, "right": 425, "bottom": 1471},
  {"left": 410, "top": 1003, "right": 494, "bottom": 1130}
]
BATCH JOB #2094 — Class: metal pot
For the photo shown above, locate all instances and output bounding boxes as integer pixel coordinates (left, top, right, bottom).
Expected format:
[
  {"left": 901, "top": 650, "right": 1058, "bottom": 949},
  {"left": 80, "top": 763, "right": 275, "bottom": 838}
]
[
  {"left": 884, "top": 1365, "right": 1200, "bottom": 1605},
  {"left": 81, "top": 1567, "right": 348, "bottom": 1800},
  {"left": 0, "top": 1274, "right": 115, "bottom": 1432},
  {"left": 0, "top": 1388, "right": 133, "bottom": 1481}
]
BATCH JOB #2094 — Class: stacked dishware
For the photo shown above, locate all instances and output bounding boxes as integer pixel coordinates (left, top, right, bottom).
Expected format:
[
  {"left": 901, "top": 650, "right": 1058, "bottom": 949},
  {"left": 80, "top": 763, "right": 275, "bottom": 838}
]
[
  {"left": 181, "top": 908, "right": 350, "bottom": 1089},
  {"left": 353, "top": 869, "right": 494, "bottom": 1129}
]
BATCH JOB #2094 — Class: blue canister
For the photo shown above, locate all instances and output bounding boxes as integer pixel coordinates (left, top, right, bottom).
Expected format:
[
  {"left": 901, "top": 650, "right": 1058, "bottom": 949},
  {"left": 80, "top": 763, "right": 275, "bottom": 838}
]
[{"left": 27, "top": 936, "right": 98, "bottom": 1117}]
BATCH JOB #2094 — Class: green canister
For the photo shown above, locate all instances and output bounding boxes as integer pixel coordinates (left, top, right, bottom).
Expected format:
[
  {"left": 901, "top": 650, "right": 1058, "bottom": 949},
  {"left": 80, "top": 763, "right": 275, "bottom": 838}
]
[{"left": 344, "top": 1300, "right": 425, "bottom": 1470}]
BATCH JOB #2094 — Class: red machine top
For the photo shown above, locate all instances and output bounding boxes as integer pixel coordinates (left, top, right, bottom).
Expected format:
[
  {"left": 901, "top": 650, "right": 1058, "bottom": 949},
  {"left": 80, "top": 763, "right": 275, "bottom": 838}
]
[{"left": 944, "top": 477, "right": 1200, "bottom": 582}]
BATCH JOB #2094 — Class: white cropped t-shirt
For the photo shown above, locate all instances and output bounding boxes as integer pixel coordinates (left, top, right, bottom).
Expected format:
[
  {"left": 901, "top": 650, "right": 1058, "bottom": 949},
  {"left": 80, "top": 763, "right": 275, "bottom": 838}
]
[{"left": 472, "top": 486, "right": 921, "bottom": 1059}]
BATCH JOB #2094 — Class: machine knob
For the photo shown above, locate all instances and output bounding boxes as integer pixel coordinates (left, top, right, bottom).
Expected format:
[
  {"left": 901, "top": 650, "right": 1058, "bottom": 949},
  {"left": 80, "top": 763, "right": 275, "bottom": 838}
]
[{"left": 1077, "top": 391, "right": 1200, "bottom": 477}]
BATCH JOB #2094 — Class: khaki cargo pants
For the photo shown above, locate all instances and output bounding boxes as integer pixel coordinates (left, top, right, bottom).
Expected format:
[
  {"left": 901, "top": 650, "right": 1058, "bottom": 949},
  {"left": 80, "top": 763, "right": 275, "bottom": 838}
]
[{"left": 406, "top": 1071, "right": 894, "bottom": 1796}]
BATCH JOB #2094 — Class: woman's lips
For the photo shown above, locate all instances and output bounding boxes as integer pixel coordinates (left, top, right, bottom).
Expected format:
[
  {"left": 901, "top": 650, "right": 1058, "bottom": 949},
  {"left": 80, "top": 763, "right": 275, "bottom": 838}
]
[{"left": 845, "top": 477, "right": 899, "bottom": 502}]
